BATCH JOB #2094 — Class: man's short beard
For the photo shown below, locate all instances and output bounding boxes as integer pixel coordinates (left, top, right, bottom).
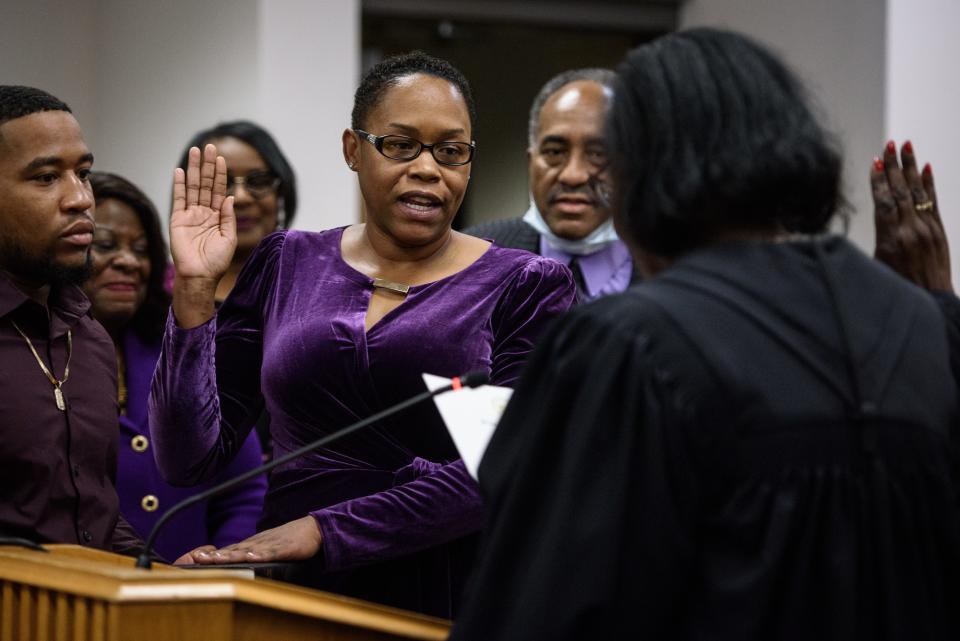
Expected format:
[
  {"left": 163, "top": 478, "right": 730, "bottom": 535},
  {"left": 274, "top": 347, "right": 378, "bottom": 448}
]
[
  {"left": 49, "top": 254, "right": 94, "bottom": 286},
  {"left": 0, "top": 241, "right": 93, "bottom": 287}
]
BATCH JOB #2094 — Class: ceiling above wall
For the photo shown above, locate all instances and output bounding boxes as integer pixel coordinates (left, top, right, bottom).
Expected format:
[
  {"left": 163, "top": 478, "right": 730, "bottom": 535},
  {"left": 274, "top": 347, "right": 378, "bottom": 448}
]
[{"left": 362, "top": 0, "right": 682, "bottom": 33}]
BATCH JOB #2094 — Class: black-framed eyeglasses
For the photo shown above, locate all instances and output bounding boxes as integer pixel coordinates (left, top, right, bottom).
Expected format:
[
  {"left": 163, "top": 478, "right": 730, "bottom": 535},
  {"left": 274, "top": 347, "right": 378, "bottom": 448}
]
[
  {"left": 354, "top": 129, "right": 475, "bottom": 166},
  {"left": 226, "top": 171, "right": 281, "bottom": 199}
]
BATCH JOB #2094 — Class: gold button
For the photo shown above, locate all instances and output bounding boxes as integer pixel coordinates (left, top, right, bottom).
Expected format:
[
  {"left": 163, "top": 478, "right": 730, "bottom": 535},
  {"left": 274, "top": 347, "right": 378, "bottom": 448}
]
[
  {"left": 141, "top": 495, "right": 159, "bottom": 512},
  {"left": 131, "top": 435, "right": 149, "bottom": 453}
]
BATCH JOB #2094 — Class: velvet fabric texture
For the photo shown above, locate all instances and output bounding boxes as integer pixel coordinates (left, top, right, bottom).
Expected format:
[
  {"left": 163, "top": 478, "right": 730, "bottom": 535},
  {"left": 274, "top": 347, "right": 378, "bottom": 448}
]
[
  {"left": 118, "top": 329, "right": 265, "bottom": 562},
  {"left": 452, "top": 236, "right": 960, "bottom": 640},
  {"left": 149, "top": 228, "right": 575, "bottom": 616}
]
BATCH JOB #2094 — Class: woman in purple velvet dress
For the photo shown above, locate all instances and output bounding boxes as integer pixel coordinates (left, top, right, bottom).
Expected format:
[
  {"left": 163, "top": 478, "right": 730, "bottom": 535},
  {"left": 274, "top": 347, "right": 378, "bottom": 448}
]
[
  {"left": 82, "top": 172, "right": 266, "bottom": 562},
  {"left": 149, "top": 52, "right": 575, "bottom": 617}
]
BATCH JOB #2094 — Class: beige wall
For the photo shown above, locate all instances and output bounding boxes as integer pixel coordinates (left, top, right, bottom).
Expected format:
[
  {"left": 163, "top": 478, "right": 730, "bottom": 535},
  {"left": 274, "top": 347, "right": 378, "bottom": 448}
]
[
  {"left": 886, "top": 0, "right": 960, "bottom": 286},
  {"left": 1, "top": 0, "right": 100, "bottom": 146},
  {"left": 91, "top": 0, "right": 260, "bottom": 223},
  {"left": 258, "top": 0, "right": 361, "bottom": 231},
  {"left": 2, "top": 0, "right": 360, "bottom": 234}
]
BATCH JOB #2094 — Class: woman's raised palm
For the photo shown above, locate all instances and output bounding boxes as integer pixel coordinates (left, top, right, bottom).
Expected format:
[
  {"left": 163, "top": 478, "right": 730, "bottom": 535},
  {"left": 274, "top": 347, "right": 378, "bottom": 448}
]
[{"left": 170, "top": 144, "right": 237, "bottom": 281}]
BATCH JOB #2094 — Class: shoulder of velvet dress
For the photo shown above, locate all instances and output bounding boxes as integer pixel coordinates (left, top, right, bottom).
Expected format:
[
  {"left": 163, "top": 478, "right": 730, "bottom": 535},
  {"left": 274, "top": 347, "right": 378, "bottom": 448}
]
[
  {"left": 215, "top": 230, "right": 293, "bottom": 315},
  {"left": 492, "top": 248, "right": 577, "bottom": 311}
]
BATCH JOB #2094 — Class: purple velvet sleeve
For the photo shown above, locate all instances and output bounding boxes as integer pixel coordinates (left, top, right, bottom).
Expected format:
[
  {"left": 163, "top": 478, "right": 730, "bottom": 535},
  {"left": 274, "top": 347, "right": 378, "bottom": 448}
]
[
  {"left": 148, "top": 232, "right": 285, "bottom": 486},
  {"left": 489, "top": 256, "right": 576, "bottom": 386},
  {"left": 311, "top": 258, "right": 576, "bottom": 571},
  {"left": 313, "top": 460, "right": 482, "bottom": 571}
]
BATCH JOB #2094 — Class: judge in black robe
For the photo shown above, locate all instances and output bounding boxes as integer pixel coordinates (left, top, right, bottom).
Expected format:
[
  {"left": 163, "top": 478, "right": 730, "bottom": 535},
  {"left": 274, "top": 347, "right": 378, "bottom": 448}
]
[{"left": 450, "top": 28, "right": 960, "bottom": 641}]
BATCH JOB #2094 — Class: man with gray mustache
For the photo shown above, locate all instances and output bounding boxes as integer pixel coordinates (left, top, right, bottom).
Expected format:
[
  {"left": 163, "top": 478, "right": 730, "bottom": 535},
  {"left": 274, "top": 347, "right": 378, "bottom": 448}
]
[{"left": 466, "top": 68, "right": 638, "bottom": 302}]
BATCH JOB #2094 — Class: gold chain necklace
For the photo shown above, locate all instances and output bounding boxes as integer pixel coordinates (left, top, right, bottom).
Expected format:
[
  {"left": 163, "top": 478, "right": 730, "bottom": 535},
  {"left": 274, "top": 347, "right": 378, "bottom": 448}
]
[
  {"left": 116, "top": 346, "right": 127, "bottom": 416},
  {"left": 10, "top": 320, "right": 72, "bottom": 411}
]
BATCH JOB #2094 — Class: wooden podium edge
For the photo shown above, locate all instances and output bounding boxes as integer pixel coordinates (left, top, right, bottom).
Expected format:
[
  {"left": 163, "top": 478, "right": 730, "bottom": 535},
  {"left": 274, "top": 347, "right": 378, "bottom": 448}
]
[{"left": 0, "top": 545, "right": 450, "bottom": 640}]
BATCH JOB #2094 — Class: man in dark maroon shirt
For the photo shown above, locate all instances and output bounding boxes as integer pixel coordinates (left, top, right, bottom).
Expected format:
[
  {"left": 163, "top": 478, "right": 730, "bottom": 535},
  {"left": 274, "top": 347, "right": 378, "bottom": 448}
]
[{"left": 0, "top": 86, "right": 141, "bottom": 553}]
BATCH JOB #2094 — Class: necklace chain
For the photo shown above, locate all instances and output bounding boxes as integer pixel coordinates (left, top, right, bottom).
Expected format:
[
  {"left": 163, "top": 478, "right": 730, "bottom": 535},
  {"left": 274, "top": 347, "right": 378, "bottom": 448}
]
[
  {"left": 117, "top": 346, "right": 127, "bottom": 415},
  {"left": 10, "top": 320, "right": 72, "bottom": 411}
]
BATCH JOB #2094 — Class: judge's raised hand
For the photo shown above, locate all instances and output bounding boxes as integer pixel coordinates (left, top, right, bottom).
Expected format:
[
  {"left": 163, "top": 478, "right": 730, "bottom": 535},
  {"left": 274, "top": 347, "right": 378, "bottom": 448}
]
[
  {"left": 871, "top": 139, "right": 953, "bottom": 293},
  {"left": 174, "top": 515, "right": 322, "bottom": 566},
  {"left": 170, "top": 144, "right": 237, "bottom": 327}
]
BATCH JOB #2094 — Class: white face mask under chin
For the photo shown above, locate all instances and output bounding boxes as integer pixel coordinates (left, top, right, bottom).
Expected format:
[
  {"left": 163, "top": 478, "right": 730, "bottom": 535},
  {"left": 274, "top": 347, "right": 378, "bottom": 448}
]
[{"left": 522, "top": 200, "right": 620, "bottom": 256}]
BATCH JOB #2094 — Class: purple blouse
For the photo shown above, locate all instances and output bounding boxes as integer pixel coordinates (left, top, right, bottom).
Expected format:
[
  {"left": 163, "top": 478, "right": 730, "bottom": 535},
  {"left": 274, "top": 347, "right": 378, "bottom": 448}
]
[
  {"left": 117, "top": 328, "right": 265, "bottom": 562},
  {"left": 149, "top": 228, "right": 574, "bottom": 616},
  {"left": 538, "top": 236, "right": 634, "bottom": 301}
]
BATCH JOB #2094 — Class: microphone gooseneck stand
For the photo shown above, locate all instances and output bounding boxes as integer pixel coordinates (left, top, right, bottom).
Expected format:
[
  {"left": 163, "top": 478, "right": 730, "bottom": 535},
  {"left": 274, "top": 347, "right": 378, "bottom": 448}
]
[{"left": 135, "top": 371, "right": 490, "bottom": 569}]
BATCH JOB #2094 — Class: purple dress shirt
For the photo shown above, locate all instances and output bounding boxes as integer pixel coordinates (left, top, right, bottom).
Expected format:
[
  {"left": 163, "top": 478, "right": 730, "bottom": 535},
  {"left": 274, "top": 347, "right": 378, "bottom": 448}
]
[
  {"left": 149, "top": 228, "right": 575, "bottom": 616},
  {"left": 539, "top": 236, "right": 633, "bottom": 301},
  {"left": 117, "top": 328, "right": 266, "bottom": 562},
  {"left": 0, "top": 271, "right": 141, "bottom": 553}
]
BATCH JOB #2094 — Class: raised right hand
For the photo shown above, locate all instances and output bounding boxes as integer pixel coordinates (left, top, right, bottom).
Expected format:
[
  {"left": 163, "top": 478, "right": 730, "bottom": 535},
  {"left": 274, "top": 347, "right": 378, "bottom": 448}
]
[
  {"left": 170, "top": 144, "right": 236, "bottom": 282},
  {"left": 871, "top": 139, "right": 953, "bottom": 293}
]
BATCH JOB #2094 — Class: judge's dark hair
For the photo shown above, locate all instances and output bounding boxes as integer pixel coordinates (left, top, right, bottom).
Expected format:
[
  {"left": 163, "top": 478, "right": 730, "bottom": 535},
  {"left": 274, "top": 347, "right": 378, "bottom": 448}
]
[
  {"left": 0, "top": 86, "right": 71, "bottom": 128},
  {"left": 177, "top": 121, "right": 298, "bottom": 228},
  {"left": 609, "top": 28, "right": 844, "bottom": 257},
  {"left": 89, "top": 172, "right": 170, "bottom": 341},
  {"left": 351, "top": 51, "right": 477, "bottom": 134}
]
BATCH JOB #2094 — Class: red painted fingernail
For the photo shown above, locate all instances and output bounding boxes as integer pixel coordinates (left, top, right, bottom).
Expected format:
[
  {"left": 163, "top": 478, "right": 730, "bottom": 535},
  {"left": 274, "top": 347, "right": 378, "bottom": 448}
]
[
  {"left": 886, "top": 140, "right": 896, "bottom": 154},
  {"left": 903, "top": 140, "right": 913, "bottom": 154},
  {"left": 873, "top": 157, "right": 884, "bottom": 172},
  {"left": 923, "top": 163, "right": 932, "bottom": 176}
]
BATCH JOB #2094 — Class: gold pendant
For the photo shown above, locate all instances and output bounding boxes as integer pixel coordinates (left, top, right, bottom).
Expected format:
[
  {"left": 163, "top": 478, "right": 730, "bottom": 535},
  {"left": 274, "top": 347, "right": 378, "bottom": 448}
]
[
  {"left": 54, "top": 386, "right": 66, "bottom": 411},
  {"left": 372, "top": 278, "right": 410, "bottom": 295}
]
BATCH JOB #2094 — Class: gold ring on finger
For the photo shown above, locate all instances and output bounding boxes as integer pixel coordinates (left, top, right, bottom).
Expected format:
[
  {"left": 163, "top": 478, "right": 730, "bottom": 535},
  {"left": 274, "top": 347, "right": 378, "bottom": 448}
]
[{"left": 916, "top": 201, "right": 934, "bottom": 212}]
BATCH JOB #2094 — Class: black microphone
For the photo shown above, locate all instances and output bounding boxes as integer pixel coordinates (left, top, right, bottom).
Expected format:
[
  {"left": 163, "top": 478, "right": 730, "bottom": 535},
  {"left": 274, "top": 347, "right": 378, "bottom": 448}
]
[
  {"left": 0, "top": 537, "right": 48, "bottom": 553},
  {"left": 135, "top": 370, "right": 490, "bottom": 569}
]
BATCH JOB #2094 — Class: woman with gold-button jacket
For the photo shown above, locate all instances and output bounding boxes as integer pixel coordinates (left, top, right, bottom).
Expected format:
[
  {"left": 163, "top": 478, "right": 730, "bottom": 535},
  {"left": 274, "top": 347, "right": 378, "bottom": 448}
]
[{"left": 83, "top": 172, "right": 266, "bottom": 562}]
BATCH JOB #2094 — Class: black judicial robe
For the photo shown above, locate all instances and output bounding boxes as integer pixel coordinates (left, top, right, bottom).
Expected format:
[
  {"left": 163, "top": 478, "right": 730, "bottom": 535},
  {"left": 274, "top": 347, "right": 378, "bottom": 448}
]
[{"left": 450, "top": 236, "right": 960, "bottom": 641}]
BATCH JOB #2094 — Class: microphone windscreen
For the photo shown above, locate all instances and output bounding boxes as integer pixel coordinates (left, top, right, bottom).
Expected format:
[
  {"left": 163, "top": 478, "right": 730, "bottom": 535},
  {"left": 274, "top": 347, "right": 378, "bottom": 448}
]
[{"left": 459, "top": 370, "right": 490, "bottom": 388}]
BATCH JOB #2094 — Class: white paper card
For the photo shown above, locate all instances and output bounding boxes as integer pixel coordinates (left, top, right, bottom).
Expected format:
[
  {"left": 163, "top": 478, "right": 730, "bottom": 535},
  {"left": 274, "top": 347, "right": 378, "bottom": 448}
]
[{"left": 423, "top": 373, "right": 513, "bottom": 481}]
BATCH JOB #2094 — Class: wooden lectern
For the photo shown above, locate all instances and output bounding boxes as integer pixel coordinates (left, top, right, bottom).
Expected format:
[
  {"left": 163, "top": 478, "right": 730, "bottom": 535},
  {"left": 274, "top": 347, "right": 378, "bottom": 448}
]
[{"left": 0, "top": 544, "right": 450, "bottom": 641}]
